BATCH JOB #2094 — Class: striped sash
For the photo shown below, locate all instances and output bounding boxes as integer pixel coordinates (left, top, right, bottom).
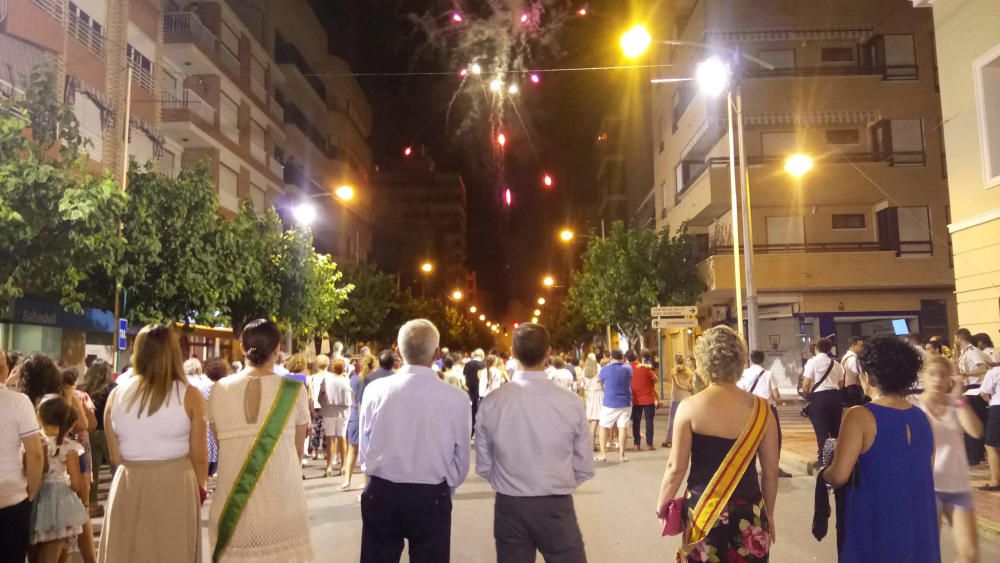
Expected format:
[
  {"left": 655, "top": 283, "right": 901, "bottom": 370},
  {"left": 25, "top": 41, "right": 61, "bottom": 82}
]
[
  {"left": 677, "top": 396, "right": 769, "bottom": 562},
  {"left": 212, "top": 377, "right": 301, "bottom": 563}
]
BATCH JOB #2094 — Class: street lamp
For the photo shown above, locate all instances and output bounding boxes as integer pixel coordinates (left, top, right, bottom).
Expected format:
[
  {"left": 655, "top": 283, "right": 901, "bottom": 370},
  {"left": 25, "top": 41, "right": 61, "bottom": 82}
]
[
  {"left": 531, "top": 316, "right": 539, "bottom": 324},
  {"left": 559, "top": 229, "right": 575, "bottom": 243},
  {"left": 334, "top": 185, "right": 355, "bottom": 201},
  {"left": 469, "top": 305, "right": 478, "bottom": 313},
  {"left": 537, "top": 297, "right": 546, "bottom": 305},
  {"left": 784, "top": 153, "right": 814, "bottom": 177},
  {"left": 479, "top": 314, "right": 486, "bottom": 321},
  {"left": 695, "top": 56, "right": 732, "bottom": 98},
  {"left": 533, "top": 309, "right": 542, "bottom": 317},
  {"left": 420, "top": 262, "right": 434, "bottom": 273},
  {"left": 542, "top": 275, "right": 555, "bottom": 288},
  {"left": 451, "top": 290, "right": 463, "bottom": 301},
  {"left": 620, "top": 25, "right": 652, "bottom": 59},
  {"left": 292, "top": 202, "right": 317, "bottom": 227}
]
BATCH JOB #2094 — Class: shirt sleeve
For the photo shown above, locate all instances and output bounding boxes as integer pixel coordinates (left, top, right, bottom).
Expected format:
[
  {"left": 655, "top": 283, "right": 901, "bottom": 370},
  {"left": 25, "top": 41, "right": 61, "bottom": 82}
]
[
  {"left": 474, "top": 399, "right": 493, "bottom": 481},
  {"left": 295, "top": 387, "right": 310, "bottom": 426},
  {"left": 15, "top": 393, "right": 40, "bottom": 439},
  {"left": 572, "top": 403, "right": 595, "bottom": 484},
  {"left": 358, "top": 389, "right": 376, "bottom": 467},
  {"left": 803, "top": 358, "right": 816, "bottom": 382},
  {"left": 450, "top": 393, "right": 472, "bottom": 491}
]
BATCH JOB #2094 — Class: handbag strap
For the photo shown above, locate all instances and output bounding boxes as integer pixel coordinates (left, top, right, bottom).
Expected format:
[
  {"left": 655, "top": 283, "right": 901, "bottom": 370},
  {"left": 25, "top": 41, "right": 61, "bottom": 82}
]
[
  {"left": 678, "top": 397, "right": 769, "bottom": 560},
  {"left": 749, "top": 368, "right": 766, "bottom": 394},
  {"left": 808, "top": 358, "right": 836, "bottom": 399}
]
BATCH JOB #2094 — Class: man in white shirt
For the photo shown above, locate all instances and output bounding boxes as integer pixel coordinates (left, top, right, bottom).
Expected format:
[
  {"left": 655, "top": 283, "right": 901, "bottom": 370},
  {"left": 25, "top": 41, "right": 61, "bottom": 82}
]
[
  {"left": 840, "top": 337, "right": 866, "bottom": 406},
  {"left": 476, "top": 324, "right": 592, "bottom": 562},
  {"left": 979, "top": 365, "right": 1000, "bottom": 489},
  {"left": 332, "top": 341, "right": 356, "bottom": 376},
  {"left": 504, "top": 352, "right": 519, "bottom": 375},
  {"left": 0, "top": 347, "right": 45, "bottom": 562},
  {"left": 957, "top": 328, "right": 990, "bottom": 466},
  {"left": 801, "top": 338, "right": 845, "bottom": 465},
  {"left": 359, "top": 320, "right": 471, "bottom": 562},
  {"left": 738, "top": 350, "right": 791, "bottom": 478}
]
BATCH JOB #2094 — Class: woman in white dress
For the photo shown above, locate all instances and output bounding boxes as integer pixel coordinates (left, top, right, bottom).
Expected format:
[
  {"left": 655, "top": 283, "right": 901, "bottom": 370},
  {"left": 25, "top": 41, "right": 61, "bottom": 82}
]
[
  {"left": 582, "top": 353, "right": 603, "bottom": 448},
  {"left": 208, "top": 319, "right": 312, "bottom": 562}
]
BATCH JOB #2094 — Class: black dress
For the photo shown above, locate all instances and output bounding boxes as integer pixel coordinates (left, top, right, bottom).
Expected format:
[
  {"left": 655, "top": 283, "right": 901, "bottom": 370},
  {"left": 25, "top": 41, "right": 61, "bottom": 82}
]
[{"left": 682, "top": 433, "right": 770, "bottom": 562}]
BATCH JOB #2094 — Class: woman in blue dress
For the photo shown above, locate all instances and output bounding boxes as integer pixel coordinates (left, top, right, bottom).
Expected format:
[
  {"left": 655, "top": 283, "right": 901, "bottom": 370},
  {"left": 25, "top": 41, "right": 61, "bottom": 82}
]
[{"left": 824, "top": 336, "right": 939, "bottom": 563}]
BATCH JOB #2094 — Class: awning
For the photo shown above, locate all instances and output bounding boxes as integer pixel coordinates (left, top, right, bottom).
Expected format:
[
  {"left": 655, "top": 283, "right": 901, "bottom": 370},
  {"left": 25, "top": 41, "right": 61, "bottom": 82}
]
[
  {"left": 706, "top": 26, "right": 874, "bottom": 44},
  {"left": 713, "top": 110, "right": 882, "bottom": 127}
]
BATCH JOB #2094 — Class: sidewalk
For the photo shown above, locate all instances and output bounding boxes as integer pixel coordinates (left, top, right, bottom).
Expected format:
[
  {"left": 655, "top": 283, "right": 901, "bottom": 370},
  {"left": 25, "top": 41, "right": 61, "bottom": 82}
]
[{"left": 775, "top": 402, "right": 1000, "bottom": 542}]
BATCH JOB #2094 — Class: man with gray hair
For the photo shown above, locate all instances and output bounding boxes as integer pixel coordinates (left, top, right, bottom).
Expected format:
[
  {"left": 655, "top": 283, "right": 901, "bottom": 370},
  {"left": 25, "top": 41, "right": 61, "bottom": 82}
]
[{"left": 359, "top": 319, "right": 471, "bottom": 562}]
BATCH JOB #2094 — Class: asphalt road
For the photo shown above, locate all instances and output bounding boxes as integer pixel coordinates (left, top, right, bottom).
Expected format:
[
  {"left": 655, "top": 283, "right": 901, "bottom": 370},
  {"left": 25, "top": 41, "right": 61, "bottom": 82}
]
[{"left": 278, "top": 412, "right": 1000, "bottom": 562}]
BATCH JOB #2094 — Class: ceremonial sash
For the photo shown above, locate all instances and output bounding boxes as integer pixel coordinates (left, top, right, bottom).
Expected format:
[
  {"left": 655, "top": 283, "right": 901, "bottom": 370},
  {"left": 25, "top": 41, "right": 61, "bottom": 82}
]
[
  {"left": 677, "top": 396, "right": 769, "bottom": 562},
  {"left": 212, "top": 377, "right": 301, "bottom": 563}
]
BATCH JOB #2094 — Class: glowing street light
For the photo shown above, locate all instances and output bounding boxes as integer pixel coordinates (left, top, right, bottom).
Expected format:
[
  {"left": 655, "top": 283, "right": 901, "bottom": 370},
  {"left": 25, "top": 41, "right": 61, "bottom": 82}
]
[
  {"left": 542, "top": 275, "right": 555, "bottom": 287},
  {"left": 292, "top": 202, "right": 317, "bottom": 227},
  {"left": 420, "top": 262, "right": 434, "bottom": 274},
  {"left": 531, "top": 316, "right": 539, "bottom": 323},
  {"left": 620, "top": 24, "right": 652, "bottom": 59},
  {"left": 479, "top": 314, "right": 486, "bottom": 321},
  {"left": 559, "top": 229, "right": 574, "bottom": 242},
  {"left": 695, "top": 56, "right": 732, "bottom": 98},
  {"left": 451, "top": 290, "right": 464, "bottom": 301},
  {"left": 469, "top": 305, "right": 477, "bottom": 313},
  {"left": 507, "top": 83, "right": 519, "bottom": 95},
  {"left": 486, "top": 321, "right": 492, "bottom": 328},
  {"left": 489, "top": 79, "right": 503, "bottom": 92},
  {"left": 334, "top": 185, "right": 355, "bottom": 201},
  {"left": 471, "top": 63, "right": 482, "bottom": 75},
  {"left": 537, "top": 297, "right": 545, "bottom": 305},
  {"left": 784, "top": 153, "right": 814, "bottom": 177},
  {"left": 533, "top": 309, "right": 542, "bottom": 317}
]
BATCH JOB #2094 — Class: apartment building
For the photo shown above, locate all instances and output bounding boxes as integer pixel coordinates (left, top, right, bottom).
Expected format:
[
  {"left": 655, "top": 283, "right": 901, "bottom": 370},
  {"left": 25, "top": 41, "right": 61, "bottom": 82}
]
[
  {"left": 650, "top": 0, "right": 955, "bottom": 389},
  {"left": 371, "top": 150, "right": 469, "bottom": 298},
  {"left": 268, "top": 0, "right": 373, "bottom": 263},
  {"left": 912, "top": 0, "right": 1000, "bottom": 337}
]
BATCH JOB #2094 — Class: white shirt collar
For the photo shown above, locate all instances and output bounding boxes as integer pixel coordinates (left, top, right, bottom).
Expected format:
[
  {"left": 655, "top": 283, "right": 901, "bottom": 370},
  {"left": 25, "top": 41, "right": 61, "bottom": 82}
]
[
  {"left": 513, "top": 370, "right": 546, "bottom": 381},
  {"left": 400, "top": 364, "right": 437, "bottom": 377}
]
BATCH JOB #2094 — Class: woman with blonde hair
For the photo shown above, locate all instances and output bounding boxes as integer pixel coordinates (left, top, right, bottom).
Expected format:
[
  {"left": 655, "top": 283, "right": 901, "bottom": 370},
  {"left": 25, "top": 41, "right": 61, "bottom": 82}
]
[
  {"left": 656, "top": 326, "right": 779, "bottom": 561},
  {"left": 662, "top": 355, "right": 695, "bottom": 449},
  {"left": 208, "top": 319, "right": 312, "bottom": 562},
  {"left": 99, "top": 325, "right": 208, "bottom": 563},
  {"left": 582, "top": 353, "right": 603, "bottom": 448}
]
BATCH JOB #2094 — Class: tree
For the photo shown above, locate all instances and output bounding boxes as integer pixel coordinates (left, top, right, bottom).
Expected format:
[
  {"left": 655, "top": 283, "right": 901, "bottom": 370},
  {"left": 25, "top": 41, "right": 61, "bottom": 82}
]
[
  {"left": 222, "top": 202, "right": 284, "bottom": 333},
  {"left": 0, "top": 66, "right": 126, "bottom": 313},
  {"left": 550, "top": 293, "right": 595, "bottom": 351},
  {"left": 568, "top": 221, "right": 706, "bottom": 349},
  {"left": 297, "top": 252, "right": 352, "bottom": 341},
  {"left": 330, "top": 263, "right": 402, "bottom": 346},
  {"left": 122, "top": 163, "right": 236, "bottom": 324}
]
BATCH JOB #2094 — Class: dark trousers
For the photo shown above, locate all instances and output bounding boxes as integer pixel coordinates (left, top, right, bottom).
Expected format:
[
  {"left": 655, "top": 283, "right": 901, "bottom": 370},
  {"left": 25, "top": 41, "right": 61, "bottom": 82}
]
[
  {"left": 471, "top": 398, "right": 479, "bottom": 437},
  {"left": 630, "top": 404, "right": 655, "bottom": 446},
  {"left": 966, "top": 391, "right": 988, "bottom": 465},
  {"left": 808, "top": 389, "right": 843, "bottom": 461},
  {"left": 361, "top": 476, "right": 452, "bottom": 563},
  {"left": 0, "top": 499, "right": 32, "bottom": 563},
  {"left": 494, "top": 493, "right": 586, "bottom": 563}
]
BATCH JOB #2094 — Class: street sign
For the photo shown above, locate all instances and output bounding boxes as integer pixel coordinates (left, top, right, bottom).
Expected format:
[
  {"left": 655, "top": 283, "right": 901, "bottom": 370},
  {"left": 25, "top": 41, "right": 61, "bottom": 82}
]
[
  {"left": 118, "top": 319, "right": 128, "bottom": 351},
  {"left": 652, "top": 317, "right": 698, "bottom": 330},
  {"left": 650, "top": 305, "right": 698, "bottom": 318}
]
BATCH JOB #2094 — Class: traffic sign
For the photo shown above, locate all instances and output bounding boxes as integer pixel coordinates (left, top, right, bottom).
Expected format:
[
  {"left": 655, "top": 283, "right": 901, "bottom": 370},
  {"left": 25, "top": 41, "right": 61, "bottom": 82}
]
[
  {"left": 118, "top": 319, "right": 128, "bottom": 350},
  {"left": 652, "top": 317, "right": 698, "bottom": 330},
  {"left": 650, "top": 305, "right": 698, "bottom": 318}
]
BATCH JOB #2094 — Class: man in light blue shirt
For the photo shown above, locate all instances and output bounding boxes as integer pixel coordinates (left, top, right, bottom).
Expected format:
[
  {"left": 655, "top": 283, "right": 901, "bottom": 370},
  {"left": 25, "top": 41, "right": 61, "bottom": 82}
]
[
  {"left": 476, "top": 324, "right": 592, "bottom": 562},
  {"left": 597, "top": 350, "right": 632, "bottom": 462},
  {"left": 359, "top": 319, "right": 471, "bottom": 562}
]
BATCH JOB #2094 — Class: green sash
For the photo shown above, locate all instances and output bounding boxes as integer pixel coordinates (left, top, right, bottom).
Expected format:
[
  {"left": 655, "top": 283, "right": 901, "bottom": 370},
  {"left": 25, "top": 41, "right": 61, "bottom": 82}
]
[{"left": 212, "top": 377, "right": 301, "bottom": 563}]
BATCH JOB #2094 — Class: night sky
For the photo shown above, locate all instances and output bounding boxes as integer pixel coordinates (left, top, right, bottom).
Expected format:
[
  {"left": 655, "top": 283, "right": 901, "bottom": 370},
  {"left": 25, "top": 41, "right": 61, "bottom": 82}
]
[{"left": 315, "top": 1, "right": 646, "bottom": 316}]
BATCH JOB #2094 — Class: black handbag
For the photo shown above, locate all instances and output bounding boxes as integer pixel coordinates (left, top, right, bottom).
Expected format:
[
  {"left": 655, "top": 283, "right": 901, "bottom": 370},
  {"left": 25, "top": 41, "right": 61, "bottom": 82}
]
[{"left": 800, "top": 360, "right": 836, "bottom": 418}]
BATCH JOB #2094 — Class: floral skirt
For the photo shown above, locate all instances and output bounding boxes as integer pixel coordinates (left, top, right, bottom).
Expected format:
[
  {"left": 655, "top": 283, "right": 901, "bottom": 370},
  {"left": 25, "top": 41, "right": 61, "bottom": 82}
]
[
  {"left": 682, "top": 492, "right": 769, "bottom": 562},
  {"left": 309, "top": 409, "right": 325, "bottom": 452}
]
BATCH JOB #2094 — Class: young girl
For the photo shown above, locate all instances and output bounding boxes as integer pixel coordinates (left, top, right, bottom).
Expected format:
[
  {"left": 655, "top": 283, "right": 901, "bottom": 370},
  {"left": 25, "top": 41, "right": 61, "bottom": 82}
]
[
  {"left": 29, "top": 394, "right": 89, "bottom": 563},
  {"left": 919, "top": 356, "right": 983, "bottom": 563}
]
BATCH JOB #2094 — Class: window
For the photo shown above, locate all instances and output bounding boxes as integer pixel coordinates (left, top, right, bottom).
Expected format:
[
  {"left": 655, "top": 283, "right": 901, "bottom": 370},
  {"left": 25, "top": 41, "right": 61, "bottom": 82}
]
[
  {"left": 250, "top": 119, "right": 266, "bottom": 162},
  {"left": 761, "top": 131, "right": 797, "bottom": 156},
  {"left": 826, "top": 129, "right": 860, "bottom": 145},
  {"left": 766, "top": 216, "right": 805, "bottom": 246},
  {"left": 821, "top": 47, "right": 855, "bottom": 63},
  {"left": 73, "top": 94, "right": 102, "bottom": 160},
  {"left": 250, "top": 182, "right": 266, "bottom": 213},
  {"left": 157, "top": 149, "right": 176, "bottom": 177},
  {"left": 974, "top": 43, "right": 1000, "bottom": 187},
  {"left": 833, "top": 214, "right": 866, "bottom": 230},
  {"left": 657, "top": 115, "right": 664, "bottom": 153},
  {"left": 883, "top": 35, "right": 917, "bottom": 80},
  {"left": 126, "top": 44, "right": 152, "bottom": 73},
  {"left": 220, "top": 22, "right": 240, "bottom": 60},
  {"left": 871, "top": 119, "right": 925, "bottom": 165},
  {"left": 129, "top": 133, "right": 155, "bottom": 165},
  {"left": 220, "top": 93, "right": 239, "bottom": 144},
  {"left": 219, "top": 164, "right": 239, "bottom": 211},
  {"left": 898, "top": 206, "right": 932, "bottom": 255},
  {"left": 672, "top": 83, "right": 694, "bottom": 132},
  {"left": 757, "top": 49, "right": 795, "bottom": 71}
]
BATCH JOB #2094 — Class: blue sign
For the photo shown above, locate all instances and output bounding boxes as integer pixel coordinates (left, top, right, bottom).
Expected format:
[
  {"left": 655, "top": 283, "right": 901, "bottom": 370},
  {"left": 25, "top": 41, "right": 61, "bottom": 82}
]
[{"left": 118, "top": 319, "right": 128, "bottom": 350}]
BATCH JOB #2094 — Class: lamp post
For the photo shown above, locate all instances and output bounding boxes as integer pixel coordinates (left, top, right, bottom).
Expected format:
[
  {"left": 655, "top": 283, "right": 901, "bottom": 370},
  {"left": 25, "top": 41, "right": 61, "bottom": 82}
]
[{"left": 623, "top": 27, "right": 779, "bottom": 351}]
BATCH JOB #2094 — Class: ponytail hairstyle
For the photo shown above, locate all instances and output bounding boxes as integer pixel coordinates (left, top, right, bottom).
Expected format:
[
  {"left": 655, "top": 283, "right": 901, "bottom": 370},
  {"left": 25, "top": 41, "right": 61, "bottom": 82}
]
[
  {"left": 241, "top": 319, "right": 282, "bottom": 366},
  {"left": 37, "top": 394, "right": 78, "bottom": 457}
]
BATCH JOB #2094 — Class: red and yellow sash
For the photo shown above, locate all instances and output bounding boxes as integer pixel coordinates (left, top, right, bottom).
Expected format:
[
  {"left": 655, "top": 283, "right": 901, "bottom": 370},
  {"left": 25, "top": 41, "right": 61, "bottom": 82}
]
[{"left": 677, "top": 396, "right": 769, "bottom": 562}]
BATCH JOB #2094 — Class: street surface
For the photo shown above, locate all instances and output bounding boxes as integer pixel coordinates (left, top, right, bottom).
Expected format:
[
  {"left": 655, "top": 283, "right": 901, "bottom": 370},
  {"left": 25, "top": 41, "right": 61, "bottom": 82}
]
[{"left": 206, "top": 410, "right": 1000, "bottom": 562}]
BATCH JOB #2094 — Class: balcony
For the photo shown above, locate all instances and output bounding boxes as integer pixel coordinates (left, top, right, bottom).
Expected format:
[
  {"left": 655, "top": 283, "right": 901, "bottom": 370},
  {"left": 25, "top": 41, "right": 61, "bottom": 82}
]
[
  {"left": 275, "top": 39, "right": 326, "bottom": 101},
  {"left": 251, "top": 77, "right": 267, "bottom": 104},
  {"left": 218, "top": 47, "right": 240, "bottom": 81},
  {"left": 128, "top": 59, "right": 155, "bottom": 92},
  {"left": 31, "top": 0, "right": 62, "bottom": 22},
  {"left": 68, "top": 12, "right": 103, "bottom": 56},
  {"left": 164, "top": 12, "right": 217, "bottom": 60},
  {"left": 269, "top": 157, "right": 284, "bottom": 178},
  {"left": 250, "top": 141, "right": 267, "bottom": 164},
  {"left": 162, "top": 88, "right": 216, "bottom": 124}
]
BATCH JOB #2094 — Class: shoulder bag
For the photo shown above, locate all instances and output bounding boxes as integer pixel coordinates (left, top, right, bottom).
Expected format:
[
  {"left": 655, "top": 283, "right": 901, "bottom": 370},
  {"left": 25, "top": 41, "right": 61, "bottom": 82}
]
[{"left": 800, "top": 359, "right": 836, "bottom": 418}]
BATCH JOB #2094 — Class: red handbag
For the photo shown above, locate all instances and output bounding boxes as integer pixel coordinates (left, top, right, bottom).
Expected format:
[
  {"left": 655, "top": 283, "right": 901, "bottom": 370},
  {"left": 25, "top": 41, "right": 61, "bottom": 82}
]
[{"left": 658, "top": 497, "right": 685, "bottom": 536}]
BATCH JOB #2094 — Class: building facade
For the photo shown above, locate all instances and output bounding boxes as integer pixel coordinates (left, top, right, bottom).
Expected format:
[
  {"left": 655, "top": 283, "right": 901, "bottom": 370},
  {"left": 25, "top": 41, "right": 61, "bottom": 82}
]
[
  {"left": 650, "top": 0, "right": 955, "bottom": 390},
  {"left": 912, "top": 0, "right": 1000, "bottom": 338}
]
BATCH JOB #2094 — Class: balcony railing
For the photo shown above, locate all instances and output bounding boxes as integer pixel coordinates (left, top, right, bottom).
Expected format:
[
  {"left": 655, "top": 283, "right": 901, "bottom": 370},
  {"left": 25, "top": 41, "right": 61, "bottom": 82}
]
[
  {"left": 709, "top": 242, "right": 883, "bottom": 255},
  {"left": 163, "top": 88, "right": 216, "bottom": 124},
  {"left": 746, "top": 65, "right": 882, "bottom": 79},
  {"left": 269, "top": 157, "right": 284, "bottom": 178},
  {"left": 129, "top": 60, "right": 155, "bottom": 92},
  {"left": 250, "top": 77, "right": 267, "bottom": 103},
  {"left": 250, "top": 141, "right": 266, "bottom": 164},
  {"left": 163, "top": 12, "right": 217, "bottom": 59},
  {"left": 68, "top": 13, "right": 104, "bottom": 56},
  {"left": 675, "top": 159, "right": 710, "bottom": 200},
  {"left": 218, "top": 47, "right": 240, "bottom": 80},
  {"left": 269, "top": 97, "right": 284, "bottom": 121},
  {"left": 31, "top": 0, "right": 62, "bottom": 22}
]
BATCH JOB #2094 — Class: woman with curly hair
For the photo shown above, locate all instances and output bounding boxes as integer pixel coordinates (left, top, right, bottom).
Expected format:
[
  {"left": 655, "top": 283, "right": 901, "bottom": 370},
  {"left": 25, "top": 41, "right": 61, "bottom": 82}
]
[{"left": 824, "top": 336, "right": 939, "bottom": 562}]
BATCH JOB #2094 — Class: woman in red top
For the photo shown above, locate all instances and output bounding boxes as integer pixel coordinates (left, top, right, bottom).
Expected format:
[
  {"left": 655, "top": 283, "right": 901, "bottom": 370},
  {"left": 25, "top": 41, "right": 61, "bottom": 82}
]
[{"left": 629, "top": 350, "right": 660, "bottom": 450}]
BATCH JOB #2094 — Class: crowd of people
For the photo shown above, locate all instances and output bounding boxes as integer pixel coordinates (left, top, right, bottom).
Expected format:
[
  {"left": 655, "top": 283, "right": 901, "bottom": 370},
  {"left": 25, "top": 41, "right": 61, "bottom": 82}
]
[{"left": 1, "top": 317, "right": 999, "bottom": 562}]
